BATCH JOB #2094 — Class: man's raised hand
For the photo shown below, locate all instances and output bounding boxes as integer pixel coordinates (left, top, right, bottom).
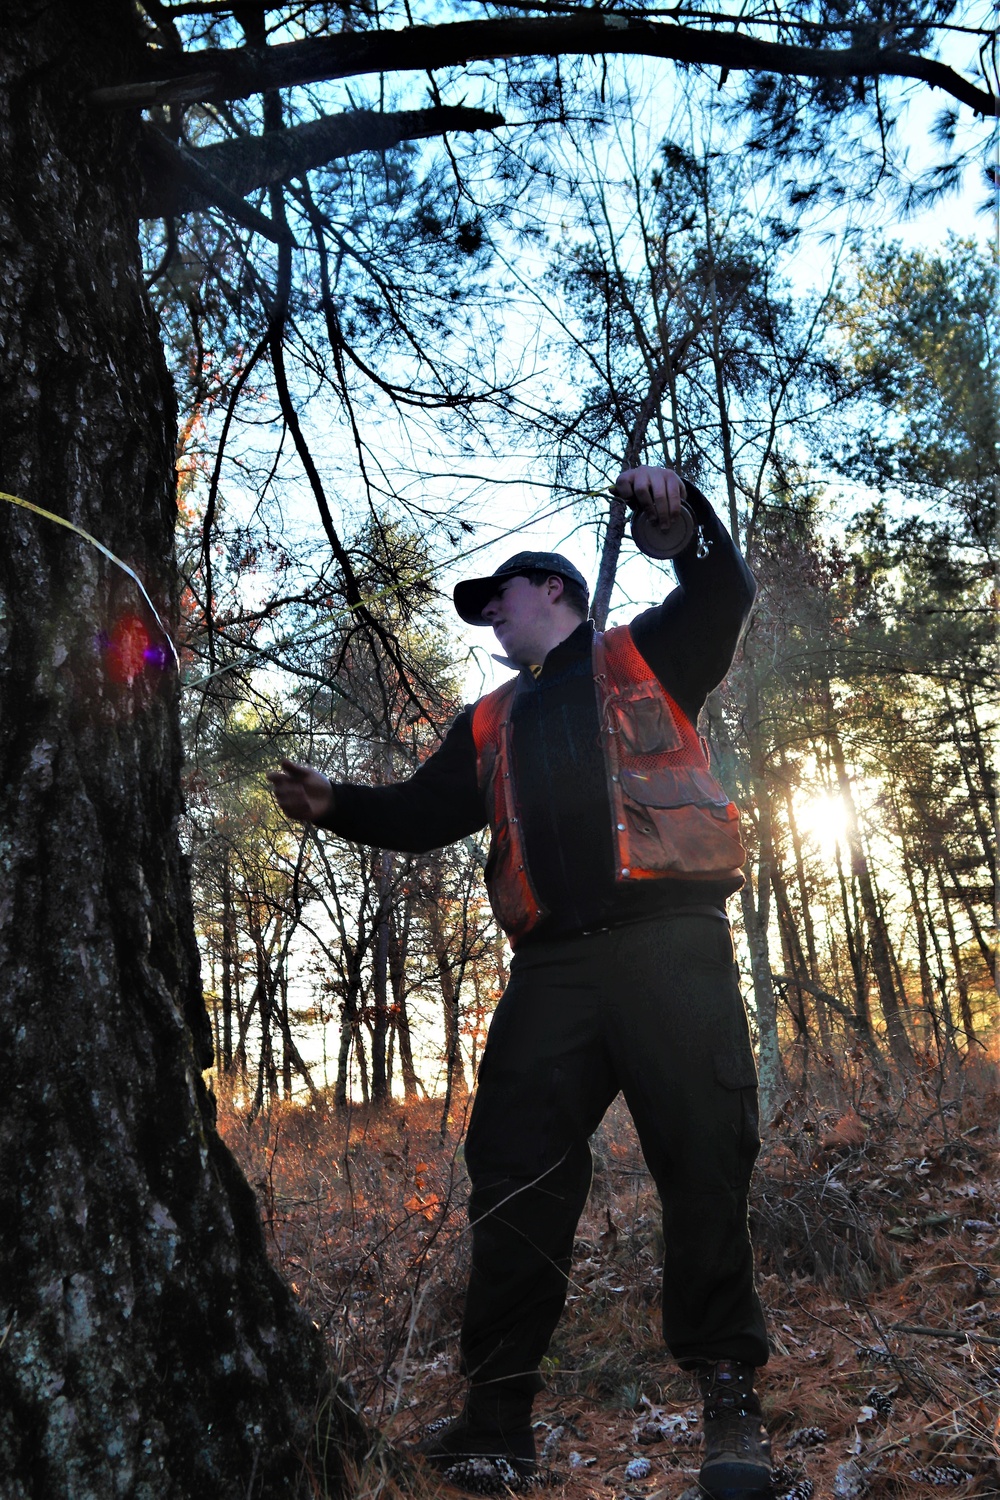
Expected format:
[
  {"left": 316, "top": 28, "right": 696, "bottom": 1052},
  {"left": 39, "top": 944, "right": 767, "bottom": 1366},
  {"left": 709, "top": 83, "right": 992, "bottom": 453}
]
[
  {"left": 267, "top": 759, "right": 334, "bottom": 823},
  {"left": 614, "top": 466, "right": 687, "bottom": 530}
]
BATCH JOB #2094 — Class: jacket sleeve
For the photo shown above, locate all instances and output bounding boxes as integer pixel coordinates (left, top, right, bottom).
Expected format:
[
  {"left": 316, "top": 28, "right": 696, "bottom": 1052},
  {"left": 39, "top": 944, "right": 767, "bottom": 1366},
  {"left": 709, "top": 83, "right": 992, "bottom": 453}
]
[
  {"left": 316, "top": 707, "right": 487, "bottom": 853},
  {"left": 629, "top": 483, "right": 757, "bottom": 724}
]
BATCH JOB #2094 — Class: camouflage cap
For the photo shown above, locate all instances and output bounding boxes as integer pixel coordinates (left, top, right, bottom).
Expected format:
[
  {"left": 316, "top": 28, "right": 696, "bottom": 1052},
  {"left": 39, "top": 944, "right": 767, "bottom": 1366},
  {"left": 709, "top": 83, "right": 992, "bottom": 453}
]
[{"left": 453, "top": 550, "right": 590, "bottom": 625}]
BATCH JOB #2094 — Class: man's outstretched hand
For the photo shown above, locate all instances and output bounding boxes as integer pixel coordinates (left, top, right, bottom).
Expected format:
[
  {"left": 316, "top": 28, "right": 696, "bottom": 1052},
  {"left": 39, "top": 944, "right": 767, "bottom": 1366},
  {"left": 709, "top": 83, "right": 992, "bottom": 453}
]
[
  {"left": 267, "top": 759, "right": 335, "bottom": 823},
  {"left": 614, "top": 465, "right": 687, "bottom": 530}
]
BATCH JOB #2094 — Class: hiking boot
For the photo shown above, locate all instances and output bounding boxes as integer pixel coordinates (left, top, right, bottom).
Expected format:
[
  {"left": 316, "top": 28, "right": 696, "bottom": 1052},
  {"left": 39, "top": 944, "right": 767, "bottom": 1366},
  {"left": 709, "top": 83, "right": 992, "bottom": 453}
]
[
  {"left": 414, "top": 1416, "right": 537, "bottom": 1477},
  {"left": 696, "top": 1360, "right": 772, "bottom": 1498},
  {"left": 412, "top": 1385, "right": 537, "bottom": 1483}
]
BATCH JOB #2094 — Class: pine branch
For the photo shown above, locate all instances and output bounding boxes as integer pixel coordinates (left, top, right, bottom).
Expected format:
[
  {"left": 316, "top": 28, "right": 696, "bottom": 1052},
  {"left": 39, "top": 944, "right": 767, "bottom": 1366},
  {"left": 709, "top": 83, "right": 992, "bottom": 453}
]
[
  {"left": 92, "top": 16, "right": 996, "bottom": 117},
  {"left": 140, "top": 129, "right": 293, "bottom": 240},
  {"left": 140, "top": 105, "right": 505, "bottom": 219}
]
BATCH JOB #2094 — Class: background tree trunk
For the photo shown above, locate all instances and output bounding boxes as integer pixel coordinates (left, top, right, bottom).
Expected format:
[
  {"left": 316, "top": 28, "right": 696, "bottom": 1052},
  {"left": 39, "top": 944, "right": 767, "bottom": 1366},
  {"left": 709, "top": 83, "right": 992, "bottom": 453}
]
[
  {"left": 390, "top": 891, "right": 420, "bottom": 1100},
  {"left": 0, "top": 5, "right": 357, "bottom": 1493},
  {"left": 221, "top": 858, "right": 236, "bottom": 1072},
  {"left": 590, "top": 366, "right": 668, "bottom": 630},
  {"left": 827, "top": 724, "right": 914, "bottom": 1069},
  {"left": 370, "top": 849, "right": 394, "bottom": 1104}
]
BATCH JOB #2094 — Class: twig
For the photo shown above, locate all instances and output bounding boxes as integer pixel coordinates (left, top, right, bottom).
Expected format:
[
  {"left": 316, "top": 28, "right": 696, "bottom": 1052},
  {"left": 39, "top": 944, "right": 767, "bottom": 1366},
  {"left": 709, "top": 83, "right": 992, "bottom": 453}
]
[{"left": 889, "top": 1322, "right": 1000, "bottom": 1347}]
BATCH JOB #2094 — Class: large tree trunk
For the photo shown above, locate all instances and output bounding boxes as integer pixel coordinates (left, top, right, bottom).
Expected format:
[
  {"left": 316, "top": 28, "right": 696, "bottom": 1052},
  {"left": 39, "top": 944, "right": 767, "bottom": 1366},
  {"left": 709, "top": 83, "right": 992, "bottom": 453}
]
[{"left": 0, "top": 6, "right": 356, "bottom": 1493}]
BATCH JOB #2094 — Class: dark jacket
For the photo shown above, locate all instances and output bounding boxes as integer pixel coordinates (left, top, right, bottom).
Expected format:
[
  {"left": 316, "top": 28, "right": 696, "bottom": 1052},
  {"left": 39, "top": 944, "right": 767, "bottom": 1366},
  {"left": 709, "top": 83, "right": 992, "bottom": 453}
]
[
  {"left": 323, "top": 486, "right": 756, "bottom": 942},
  {"left": 470, "top": 621, "right": 747, "bottom": 947}
]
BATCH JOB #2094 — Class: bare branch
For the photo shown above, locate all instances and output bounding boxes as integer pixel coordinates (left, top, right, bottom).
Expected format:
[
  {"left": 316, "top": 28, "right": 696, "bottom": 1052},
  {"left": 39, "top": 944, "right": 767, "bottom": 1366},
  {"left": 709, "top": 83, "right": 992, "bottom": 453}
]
[
  {"left": 140, "top": 105, "right": 505, "bottom": 218},
  {"left": 770, "top": 973, "right": 866, "bottom": 1031},
  {"left": 93, "top": 16, "right": 996, "bottom": 118}
]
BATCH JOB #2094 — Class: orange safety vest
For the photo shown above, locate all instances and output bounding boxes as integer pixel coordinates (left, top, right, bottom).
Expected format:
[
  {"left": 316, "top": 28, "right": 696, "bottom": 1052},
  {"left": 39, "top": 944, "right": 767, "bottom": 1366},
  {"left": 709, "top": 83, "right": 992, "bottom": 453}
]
[{"left": 471, "top": 624, "right": 746, "bottom": 947}]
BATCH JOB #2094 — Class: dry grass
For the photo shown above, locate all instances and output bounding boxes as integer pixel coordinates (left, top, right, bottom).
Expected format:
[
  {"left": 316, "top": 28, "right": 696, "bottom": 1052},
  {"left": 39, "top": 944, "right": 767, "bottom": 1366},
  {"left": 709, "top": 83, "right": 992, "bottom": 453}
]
[{"left": 217, "top": 1058, "right": 1000, "bottom": 1500}]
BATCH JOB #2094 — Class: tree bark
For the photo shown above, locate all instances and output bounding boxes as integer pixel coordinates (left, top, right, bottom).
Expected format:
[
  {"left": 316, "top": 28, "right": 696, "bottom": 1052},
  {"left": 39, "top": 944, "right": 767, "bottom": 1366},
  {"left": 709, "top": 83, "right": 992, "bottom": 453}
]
[{"left": 0, "top": 6, "right": 357, "bottom": 1493}]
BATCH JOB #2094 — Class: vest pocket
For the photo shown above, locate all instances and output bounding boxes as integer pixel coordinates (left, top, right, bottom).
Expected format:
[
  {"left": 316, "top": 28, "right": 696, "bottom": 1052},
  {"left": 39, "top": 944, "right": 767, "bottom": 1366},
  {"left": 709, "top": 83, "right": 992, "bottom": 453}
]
[
  {"left": 610, "top": 687, "right": 683, "bottom": 755},
  {"left": 623, "top": 798, "right": 746, "bottom": 876},
  {"left": 620, "top": 763, "right": 730, "bottom": 808}
]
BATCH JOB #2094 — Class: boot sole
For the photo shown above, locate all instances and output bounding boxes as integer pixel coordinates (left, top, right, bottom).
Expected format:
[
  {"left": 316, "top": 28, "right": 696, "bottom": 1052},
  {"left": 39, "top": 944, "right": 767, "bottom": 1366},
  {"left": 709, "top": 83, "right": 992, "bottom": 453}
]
[
  {"left": 698, "top": 1459, "right": 773, "bottom": 1497},
  {"left": 431, "top": 1455, "right": 540, "bottom": 1494},
  {"left": 698, "top": 1487, "right": 773, "bottom": 1499}
]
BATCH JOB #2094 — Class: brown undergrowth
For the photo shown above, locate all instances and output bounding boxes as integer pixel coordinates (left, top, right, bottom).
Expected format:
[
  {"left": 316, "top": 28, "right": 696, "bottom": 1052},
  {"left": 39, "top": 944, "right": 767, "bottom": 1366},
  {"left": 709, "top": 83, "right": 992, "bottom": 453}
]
[{"left": 217, "top": 1056, "right": 1000, "bottom": 1500}]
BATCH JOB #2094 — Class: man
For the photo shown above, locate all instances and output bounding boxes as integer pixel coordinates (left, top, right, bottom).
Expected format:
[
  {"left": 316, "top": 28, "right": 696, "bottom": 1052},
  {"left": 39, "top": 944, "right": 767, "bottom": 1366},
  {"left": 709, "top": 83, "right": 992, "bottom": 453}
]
[{"left": 268, "top": 467, "right": 771, "bottom": 1499}]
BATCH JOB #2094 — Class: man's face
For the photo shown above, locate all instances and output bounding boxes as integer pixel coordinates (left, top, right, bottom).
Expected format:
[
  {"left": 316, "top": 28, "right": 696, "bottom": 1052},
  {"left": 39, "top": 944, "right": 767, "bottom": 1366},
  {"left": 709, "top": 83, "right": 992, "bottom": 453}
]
[{"left": 481, "top": 574, "right": 562, "bottom": 665}]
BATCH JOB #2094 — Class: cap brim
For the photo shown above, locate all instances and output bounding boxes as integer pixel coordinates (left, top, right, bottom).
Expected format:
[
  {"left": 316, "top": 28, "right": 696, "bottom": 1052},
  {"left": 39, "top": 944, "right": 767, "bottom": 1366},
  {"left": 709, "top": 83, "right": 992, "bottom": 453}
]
[{"left": 453, "top": 576, "right": 500, "bottom": 625}]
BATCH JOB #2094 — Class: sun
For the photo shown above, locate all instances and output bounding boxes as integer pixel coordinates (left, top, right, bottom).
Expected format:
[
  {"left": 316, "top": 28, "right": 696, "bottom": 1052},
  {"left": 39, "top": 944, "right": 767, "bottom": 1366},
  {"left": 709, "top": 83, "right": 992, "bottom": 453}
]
[{"left": 793, "top": 791, "right": 850, "bottom": 852}]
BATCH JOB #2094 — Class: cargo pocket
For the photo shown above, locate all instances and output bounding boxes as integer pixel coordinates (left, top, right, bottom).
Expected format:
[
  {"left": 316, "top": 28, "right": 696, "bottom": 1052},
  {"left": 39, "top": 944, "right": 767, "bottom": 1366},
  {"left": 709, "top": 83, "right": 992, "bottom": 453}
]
[
  {"left": 714, "top": 1047, "right": 759, "bottom": 1090},
  {"left": 714, "top": 1047, "right": 761, "bottom": 1187}
]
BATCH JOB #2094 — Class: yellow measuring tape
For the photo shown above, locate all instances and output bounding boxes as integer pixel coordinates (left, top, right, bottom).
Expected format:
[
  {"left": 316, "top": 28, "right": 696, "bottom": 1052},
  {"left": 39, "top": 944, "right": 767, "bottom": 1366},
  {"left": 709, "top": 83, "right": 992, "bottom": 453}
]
[
  {"left": 0, "top": 489, "right": 180, "bottom": 670},
  {"left": 2, "top": 485, "right": 606, "bottom": 690}
]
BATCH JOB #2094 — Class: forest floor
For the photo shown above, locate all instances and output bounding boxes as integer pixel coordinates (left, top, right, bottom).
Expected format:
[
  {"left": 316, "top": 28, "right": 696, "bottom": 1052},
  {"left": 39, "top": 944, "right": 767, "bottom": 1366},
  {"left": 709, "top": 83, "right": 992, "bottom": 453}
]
[{"left": 218, "top": 1054, "right": 1000, "bottom": 1500}]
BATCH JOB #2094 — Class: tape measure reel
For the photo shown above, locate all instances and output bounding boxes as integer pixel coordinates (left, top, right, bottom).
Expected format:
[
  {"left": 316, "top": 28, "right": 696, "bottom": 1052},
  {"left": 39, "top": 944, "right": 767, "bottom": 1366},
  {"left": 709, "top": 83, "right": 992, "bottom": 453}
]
[{"left": 629, "top": 501, "right": 696, "bottom": 559}]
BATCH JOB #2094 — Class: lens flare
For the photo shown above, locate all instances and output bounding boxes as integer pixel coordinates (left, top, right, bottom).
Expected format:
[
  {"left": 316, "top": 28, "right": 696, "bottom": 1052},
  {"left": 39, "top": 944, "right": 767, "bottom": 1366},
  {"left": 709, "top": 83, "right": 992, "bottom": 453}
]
[{"left": 104, "top": 613, "right": 153, "bottom": 685}]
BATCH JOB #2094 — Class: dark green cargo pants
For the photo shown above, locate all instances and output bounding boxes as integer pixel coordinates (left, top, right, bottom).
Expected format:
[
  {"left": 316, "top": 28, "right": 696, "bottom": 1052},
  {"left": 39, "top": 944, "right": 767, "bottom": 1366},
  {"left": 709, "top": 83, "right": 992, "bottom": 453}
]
[{"left": 460, "top": 911, "right": 769, "bottom": 1400}]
